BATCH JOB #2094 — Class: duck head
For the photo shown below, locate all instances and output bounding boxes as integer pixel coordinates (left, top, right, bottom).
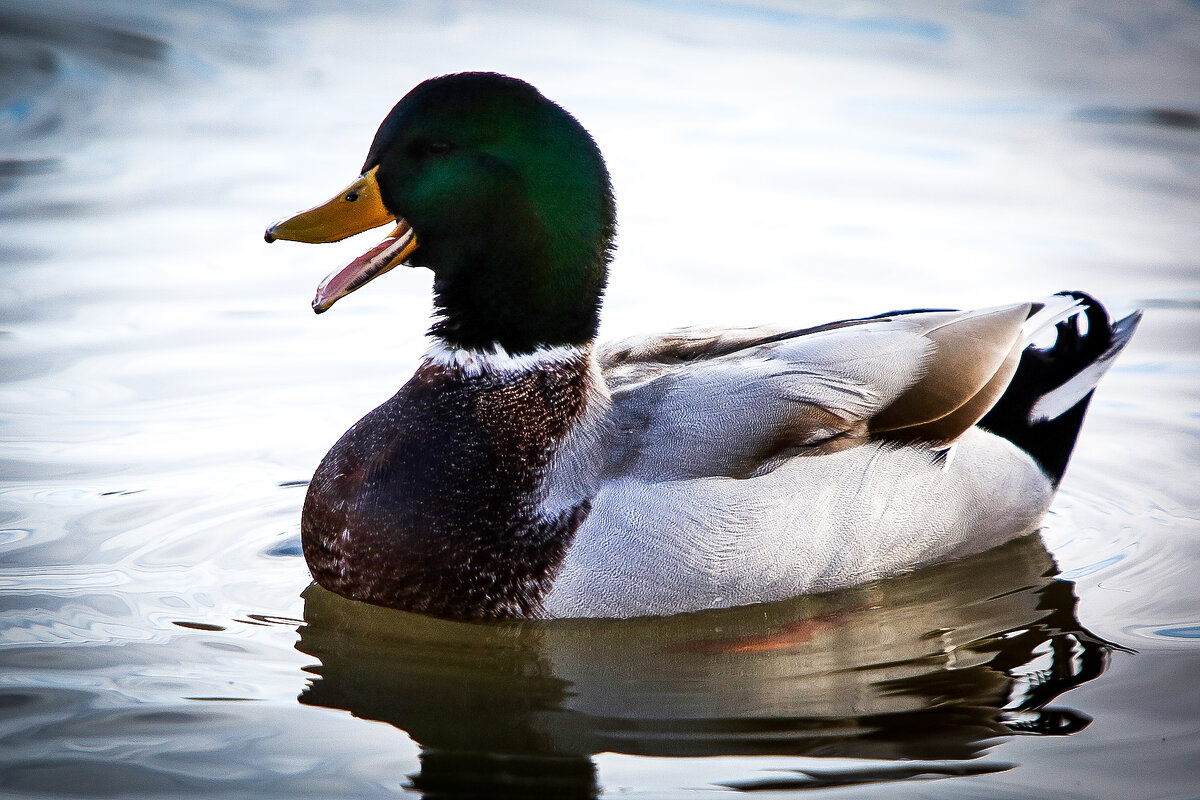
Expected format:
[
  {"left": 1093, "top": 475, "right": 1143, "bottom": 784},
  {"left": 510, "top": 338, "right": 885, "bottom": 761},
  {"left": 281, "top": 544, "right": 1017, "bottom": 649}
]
[{"left": 265, "top": 72, "right": 616, "bottom": 354}]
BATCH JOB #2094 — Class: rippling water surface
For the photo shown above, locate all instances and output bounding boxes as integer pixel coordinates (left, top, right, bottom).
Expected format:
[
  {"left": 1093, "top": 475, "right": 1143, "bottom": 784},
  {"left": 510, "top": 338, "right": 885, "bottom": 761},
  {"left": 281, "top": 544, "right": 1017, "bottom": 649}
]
[{"left": 2, "top": 1, "right": 1198, "bottom": 797}]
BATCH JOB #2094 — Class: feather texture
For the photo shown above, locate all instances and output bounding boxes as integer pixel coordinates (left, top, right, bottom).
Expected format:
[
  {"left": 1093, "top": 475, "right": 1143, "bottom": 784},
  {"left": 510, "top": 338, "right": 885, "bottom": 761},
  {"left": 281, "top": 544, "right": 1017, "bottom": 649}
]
[{"left": 540, "top": 302, "right": 1083, "bottom": 617}]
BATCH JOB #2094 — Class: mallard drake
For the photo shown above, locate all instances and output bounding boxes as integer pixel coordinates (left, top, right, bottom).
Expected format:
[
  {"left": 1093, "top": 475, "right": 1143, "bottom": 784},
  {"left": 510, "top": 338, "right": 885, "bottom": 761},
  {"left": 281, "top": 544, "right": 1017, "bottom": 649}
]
[{"left": 265, "top": 72, "right": 1139, "bottom": 621}]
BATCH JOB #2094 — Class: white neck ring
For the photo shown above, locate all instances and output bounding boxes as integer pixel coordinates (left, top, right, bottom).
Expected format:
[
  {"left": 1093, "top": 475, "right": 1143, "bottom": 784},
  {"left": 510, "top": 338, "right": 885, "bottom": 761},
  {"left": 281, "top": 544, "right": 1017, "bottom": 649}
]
[{"left": 423, "top": 339, "right": 588, "bottom": 377}]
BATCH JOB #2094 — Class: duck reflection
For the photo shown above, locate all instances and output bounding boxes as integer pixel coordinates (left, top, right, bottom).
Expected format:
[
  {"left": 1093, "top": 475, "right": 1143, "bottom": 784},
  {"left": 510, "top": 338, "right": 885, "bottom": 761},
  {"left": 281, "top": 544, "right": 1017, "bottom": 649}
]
[{"left": 296, "top": 534, "right": 1113, "bottom": 797}]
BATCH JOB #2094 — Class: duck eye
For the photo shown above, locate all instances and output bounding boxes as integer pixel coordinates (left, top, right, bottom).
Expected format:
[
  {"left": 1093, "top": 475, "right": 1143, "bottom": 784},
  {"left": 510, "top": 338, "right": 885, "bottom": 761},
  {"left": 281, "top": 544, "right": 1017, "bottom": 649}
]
[
  {"left": 427, "top": 140, "right": 452, "bottom": 156},
  {"left": 345, "top": 191, "right": 359, "bottom": 202}
]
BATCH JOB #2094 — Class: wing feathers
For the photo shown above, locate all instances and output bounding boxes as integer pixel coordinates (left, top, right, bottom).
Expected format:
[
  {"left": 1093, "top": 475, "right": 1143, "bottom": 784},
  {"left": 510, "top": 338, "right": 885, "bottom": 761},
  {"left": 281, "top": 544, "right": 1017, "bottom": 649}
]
[
  {"left": 868, "top": 304, "right": 1031, "bottom": 441},
  {"left": 594, "top": 300, "right": 1105, "bottom": 481},
  {"left": 882, "top": 337, "right": 1024, "bottom": 444}
]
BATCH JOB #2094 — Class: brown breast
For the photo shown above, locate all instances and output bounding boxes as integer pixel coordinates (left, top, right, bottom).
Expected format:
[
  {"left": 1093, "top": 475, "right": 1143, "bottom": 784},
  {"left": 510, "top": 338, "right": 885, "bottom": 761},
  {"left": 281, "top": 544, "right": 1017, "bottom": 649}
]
[{"left": 301, "top": 353, "right": 593, "bottom": 619}]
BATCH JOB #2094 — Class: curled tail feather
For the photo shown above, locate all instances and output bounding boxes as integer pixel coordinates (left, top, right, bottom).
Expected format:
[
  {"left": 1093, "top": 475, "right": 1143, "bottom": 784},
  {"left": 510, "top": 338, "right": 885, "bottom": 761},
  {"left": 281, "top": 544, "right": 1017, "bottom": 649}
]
[{"left": 980, "top": 291, "right": 1141, "bottom": 485}]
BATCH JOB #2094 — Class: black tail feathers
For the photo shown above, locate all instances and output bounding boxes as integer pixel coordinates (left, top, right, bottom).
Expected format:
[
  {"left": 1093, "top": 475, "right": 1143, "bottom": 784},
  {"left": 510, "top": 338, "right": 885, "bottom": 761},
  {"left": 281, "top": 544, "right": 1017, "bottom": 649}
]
[{"left": 980, "top": 291, "right": 1141, "bottom": 485}]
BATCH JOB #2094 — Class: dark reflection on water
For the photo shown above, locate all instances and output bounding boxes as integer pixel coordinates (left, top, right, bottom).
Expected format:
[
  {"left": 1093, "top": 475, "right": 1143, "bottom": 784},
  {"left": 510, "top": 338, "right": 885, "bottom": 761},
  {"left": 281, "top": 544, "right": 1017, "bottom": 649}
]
[
  {"left": 298, "top": 535, "right": 1111, "bottom": 797},
  {"left": 0, "top": 7, "right": 169, "bottom": 63},
  {"left": 1075, "top": 106, "right": 1200, "bottom": 130}
]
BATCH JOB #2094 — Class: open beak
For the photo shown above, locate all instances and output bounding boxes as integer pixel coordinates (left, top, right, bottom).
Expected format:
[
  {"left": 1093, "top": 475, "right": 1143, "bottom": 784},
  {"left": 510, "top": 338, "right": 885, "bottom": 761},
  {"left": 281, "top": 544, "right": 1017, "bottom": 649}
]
[{"left": 264, "top": 166, "right": 420, "bottom": 313}]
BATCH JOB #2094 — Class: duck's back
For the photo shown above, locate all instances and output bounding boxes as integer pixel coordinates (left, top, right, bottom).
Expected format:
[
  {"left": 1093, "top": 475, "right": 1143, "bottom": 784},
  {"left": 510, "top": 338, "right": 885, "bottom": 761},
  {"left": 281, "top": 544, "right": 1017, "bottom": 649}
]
[
  {"left": 543, "top": 297, "right": 1137, "bottom": 618},
  {"left": 538, "top": 309, "right": 1042, "bottom": 617}
]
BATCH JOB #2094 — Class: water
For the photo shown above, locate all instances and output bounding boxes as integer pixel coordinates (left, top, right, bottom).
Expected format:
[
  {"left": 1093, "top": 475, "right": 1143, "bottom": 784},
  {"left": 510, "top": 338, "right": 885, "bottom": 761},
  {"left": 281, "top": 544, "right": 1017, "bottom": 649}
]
[{"left": 2, "top": 1, "right": 1198, "bottom": 797}]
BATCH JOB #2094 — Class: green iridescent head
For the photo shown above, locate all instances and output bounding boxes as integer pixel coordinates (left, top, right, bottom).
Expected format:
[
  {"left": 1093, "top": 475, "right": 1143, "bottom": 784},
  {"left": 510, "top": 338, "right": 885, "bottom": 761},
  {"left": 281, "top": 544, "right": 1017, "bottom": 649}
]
[{"left": 266, "top": 72, "right": 616, "bottom": 354}]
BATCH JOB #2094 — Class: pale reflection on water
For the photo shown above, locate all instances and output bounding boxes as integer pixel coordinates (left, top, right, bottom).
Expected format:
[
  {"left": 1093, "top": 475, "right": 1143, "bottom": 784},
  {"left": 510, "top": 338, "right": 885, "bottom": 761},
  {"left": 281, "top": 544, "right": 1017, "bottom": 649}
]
[{"left": 1, "top": 1, "right": 1199, "bottom": 798}]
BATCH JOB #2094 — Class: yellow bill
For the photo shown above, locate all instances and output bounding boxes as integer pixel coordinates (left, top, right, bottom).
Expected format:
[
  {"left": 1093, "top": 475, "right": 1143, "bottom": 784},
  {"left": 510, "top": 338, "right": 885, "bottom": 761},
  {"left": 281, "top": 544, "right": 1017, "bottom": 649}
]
[{"left": 264, "top": 166, "right": 420, "bottom": 313}]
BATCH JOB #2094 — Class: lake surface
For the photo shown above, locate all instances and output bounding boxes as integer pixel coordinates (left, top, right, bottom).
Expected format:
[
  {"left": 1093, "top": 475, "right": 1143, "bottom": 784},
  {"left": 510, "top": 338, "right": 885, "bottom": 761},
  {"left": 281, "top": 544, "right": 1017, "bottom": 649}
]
[{"left": 2, "top": 1, "right": 1198, "bottom": 797}]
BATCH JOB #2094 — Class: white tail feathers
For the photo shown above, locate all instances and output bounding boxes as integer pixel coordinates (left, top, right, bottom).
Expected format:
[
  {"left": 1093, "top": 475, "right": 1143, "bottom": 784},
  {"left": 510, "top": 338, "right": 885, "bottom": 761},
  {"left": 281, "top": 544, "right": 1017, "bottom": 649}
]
[
  {"left": 1020, "top": 294, "right": 1086, "bottom": 343},
  {"left": 1028, "top": 309, "right": 1142, "bottom": 423}
]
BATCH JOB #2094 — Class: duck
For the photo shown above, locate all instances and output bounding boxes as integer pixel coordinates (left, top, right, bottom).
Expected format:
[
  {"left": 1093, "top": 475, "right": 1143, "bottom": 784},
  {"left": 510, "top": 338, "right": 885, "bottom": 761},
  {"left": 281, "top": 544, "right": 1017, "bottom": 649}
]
[{"left": 265, "top": 72, "right": 1140, "bottom": 621}]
